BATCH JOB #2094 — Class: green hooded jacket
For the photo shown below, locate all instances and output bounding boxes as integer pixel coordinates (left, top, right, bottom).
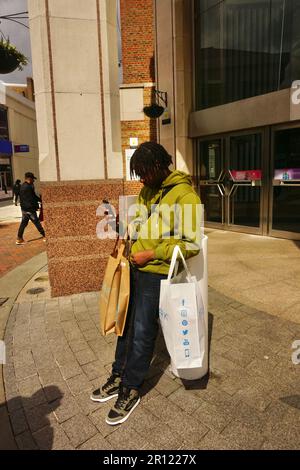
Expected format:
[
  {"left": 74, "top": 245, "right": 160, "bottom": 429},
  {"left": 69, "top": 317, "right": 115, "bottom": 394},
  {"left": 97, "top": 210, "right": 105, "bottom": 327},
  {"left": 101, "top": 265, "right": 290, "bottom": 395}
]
[{"left": 130, "top": 170, "right": 202, "bottom": 275}]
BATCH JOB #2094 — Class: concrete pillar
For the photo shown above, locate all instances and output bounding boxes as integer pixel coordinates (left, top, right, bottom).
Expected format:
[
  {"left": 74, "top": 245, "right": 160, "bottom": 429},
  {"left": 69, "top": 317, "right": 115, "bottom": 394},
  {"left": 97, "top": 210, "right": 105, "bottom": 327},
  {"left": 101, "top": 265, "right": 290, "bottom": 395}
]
[{"left": 28, "top": 0, "right": 123, "bottom": 296}]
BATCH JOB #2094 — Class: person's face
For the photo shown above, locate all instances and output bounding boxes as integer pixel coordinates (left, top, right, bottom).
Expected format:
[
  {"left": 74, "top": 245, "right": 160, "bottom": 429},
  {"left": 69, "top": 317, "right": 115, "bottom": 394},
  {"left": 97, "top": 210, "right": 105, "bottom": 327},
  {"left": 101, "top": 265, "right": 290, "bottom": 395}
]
[
  {"left": 26, "top": 177, "right": 34, "bottom": 184},
  {"left": 139, "top": 166, "right": 169, "bottom": 188},
  {"left": 140, "top": 172, "right": 163, "bottom": 188}
]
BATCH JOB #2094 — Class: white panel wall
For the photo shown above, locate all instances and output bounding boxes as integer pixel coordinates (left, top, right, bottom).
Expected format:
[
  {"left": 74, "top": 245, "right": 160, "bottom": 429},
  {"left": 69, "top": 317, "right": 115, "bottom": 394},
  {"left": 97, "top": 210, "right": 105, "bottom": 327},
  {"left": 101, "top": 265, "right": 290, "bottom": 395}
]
[{"left": 28, "top": 0, "right": 122, "bottom": 182}]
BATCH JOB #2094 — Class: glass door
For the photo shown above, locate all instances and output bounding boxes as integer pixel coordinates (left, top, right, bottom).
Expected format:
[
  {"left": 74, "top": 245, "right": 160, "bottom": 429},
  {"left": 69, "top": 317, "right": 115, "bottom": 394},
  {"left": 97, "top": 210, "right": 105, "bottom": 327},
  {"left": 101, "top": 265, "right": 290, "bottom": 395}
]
[
  {"left": 197, "top": 139, "right": 225, "bottom": 226},
  {"left": 227, "top": 133, "right": 263, "bottom": 233},
  {"left": 0, "top": 157, "right": 13, "bottom": 200},
  {"left": 270, "top": 127, "right": 300, "bottom": 239},
  {"left": 197, "top": 131, "right": 264, "bottom": 234}
]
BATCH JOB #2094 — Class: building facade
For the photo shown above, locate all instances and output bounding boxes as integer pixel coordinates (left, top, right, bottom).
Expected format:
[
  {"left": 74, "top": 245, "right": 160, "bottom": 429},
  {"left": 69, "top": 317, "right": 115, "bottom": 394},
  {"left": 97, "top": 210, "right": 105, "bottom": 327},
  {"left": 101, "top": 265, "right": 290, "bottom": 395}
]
[
  {"left": 28, "top": 0, "right": 155, "bottom": 297},
  {"left": 28, "top": 0, "right": 300, "bottom": 297},
  {"left": 155, "top": 0, "right": 300, "bottom": 240},
  {"left": 0, "top": 80, "right": 39, "bottom": 200}
]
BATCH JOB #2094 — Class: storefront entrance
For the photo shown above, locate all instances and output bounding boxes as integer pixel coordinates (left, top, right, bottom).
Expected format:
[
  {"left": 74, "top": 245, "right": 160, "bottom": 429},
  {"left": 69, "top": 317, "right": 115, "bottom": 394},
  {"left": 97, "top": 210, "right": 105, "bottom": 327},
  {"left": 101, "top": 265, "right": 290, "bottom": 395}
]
[
  {"left": 0, "top": 158, "right": 13, "bottom": 200},
  {"left": 196, "top": 126, "right": 300, "bottom": 240},
  {"left": 270, "top": 126, "right": 300, "bottom": 239},
  {"left": 197, "top": 130, "right": 266, "bottom": 235}
]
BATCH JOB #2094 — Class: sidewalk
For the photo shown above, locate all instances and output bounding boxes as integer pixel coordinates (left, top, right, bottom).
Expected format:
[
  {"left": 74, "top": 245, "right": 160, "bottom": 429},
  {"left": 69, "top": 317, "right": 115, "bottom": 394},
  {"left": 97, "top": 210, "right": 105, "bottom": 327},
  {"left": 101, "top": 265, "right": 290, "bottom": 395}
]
[
  {"left": 0, "top": 200, "right": 22, "bottom": 223},
  {"left": 206, "top": 228, "right": 300, "bottom": 324},
  {"left": 0, "top": 231, "right": 299, "bottom": 450},
  {"left": 0, "top": 200, "right": 45, "bottom": 277}
]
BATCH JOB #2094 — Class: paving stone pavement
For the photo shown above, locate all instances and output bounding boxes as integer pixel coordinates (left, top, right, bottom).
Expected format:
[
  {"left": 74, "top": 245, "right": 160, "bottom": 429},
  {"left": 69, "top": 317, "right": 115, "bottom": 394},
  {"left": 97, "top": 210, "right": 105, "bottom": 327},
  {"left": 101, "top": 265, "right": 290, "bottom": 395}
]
[
  {"left": 0, "top": 221, "right": 45, "bottom": 278},
  {"left": 2, "top": 287, "right": 300, "bottom": 450}
]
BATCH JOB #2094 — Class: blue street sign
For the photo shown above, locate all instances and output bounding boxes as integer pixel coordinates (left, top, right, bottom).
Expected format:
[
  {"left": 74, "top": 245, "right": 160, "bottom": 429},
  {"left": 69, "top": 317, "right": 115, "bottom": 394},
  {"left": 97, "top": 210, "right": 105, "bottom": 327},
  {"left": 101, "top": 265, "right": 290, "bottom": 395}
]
[
  {"left": 0, "top": 140, "right": 13, "bottom": 155},
  {"left": 14, "top": 144, "right": 30, "bottom": 153}
]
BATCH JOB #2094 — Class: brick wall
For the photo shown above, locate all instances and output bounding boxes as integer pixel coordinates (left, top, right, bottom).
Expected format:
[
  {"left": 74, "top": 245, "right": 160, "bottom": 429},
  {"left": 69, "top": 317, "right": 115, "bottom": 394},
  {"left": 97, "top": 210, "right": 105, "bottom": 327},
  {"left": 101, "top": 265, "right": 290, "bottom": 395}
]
[
  {"left": 120, "top": 0, "right": 157, "bottom": 184},
  {"left": 120, "top": 0, "right": 155, "bottom": 84},
  {"left": 121, "top": 86, "right": 157, "bottom": 183}
]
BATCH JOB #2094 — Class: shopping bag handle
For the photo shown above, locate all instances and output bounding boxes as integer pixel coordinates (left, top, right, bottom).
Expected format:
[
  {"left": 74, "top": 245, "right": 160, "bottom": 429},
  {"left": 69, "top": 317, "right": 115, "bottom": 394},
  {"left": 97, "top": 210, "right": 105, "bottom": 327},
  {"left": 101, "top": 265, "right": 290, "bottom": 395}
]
[
  {"left": 168, "top": 245, "right": 193, "bottom": 282},
  {"left": 112, "top": 230, "right": 129, "bottom": 259}
]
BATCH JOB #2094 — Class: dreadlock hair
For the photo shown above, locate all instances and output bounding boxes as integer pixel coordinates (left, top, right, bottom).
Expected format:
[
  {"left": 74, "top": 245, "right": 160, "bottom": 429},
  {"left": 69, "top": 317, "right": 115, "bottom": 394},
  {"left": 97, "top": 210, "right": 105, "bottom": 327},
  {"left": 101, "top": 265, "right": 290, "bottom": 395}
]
[{"left": 130, "top": 142, "right": 172, "bottom": 179}]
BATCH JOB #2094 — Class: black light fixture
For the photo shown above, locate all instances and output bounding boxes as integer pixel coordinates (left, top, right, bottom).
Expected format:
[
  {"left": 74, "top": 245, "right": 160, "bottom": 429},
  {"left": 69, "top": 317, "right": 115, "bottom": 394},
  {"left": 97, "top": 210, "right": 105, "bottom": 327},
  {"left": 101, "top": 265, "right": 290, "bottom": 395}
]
[{"left": 143, "top": 90, "right": 168, "bottom": 119}]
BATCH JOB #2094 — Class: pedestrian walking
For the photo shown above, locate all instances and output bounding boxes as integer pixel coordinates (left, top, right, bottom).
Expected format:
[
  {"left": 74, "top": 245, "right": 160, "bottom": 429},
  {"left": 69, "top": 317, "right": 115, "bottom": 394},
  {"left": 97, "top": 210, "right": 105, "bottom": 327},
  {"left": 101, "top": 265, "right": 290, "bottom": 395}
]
[
  {"left": 16, "top": 172, "right": 46, "bottom": 245},
  {"left": 91, "top": 142, "right": 201, "bottom": 425},
  {"left": 13, "top": 179, "right": 21, "bottom": 206}
]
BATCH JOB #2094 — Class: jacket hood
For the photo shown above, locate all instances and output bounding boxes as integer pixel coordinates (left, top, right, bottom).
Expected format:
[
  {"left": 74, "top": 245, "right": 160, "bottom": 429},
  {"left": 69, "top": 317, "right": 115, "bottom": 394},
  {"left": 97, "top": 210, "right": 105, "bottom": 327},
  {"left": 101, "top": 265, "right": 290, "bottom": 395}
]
[{"left": 161, "top": 170, "right": 192, "bottom": 188}]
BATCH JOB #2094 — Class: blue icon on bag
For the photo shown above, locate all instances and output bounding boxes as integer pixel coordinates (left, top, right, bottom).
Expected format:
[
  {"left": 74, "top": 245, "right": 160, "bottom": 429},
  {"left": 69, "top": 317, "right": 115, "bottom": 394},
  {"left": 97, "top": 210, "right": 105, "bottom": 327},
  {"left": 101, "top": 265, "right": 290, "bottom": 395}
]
[
  {"left": 183, "top": 339, "right": 190, "bottom": 346},
  {"left": 182, "top": 330, "right": 189, "bottom": 336},
  {"left": 185, "top": 349, "right": 190, "bottom": 358},
  {"left": 181, "top": 320, "right": 188, "bottom": 326}
]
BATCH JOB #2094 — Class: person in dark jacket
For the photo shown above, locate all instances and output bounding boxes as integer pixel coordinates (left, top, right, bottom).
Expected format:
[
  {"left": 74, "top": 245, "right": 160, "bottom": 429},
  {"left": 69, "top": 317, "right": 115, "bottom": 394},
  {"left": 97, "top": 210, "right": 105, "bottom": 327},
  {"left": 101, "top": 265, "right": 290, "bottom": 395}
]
[
  {"left": 13, "top": 179, "right": 21, "bottom": 206},
  {"left": 16, "top": 172, "right": 46, "bottom": 245}
]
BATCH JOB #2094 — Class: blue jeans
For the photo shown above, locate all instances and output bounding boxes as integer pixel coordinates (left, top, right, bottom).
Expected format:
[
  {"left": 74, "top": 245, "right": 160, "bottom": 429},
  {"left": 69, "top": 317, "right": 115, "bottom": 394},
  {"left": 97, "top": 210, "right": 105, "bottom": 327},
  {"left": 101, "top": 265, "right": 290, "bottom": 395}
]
[
  {"left": 18, "top": 210, "right": 45, "bottom": 239},
  {"left": 112, "top": 268, "right": 167, "bottom": 390}
]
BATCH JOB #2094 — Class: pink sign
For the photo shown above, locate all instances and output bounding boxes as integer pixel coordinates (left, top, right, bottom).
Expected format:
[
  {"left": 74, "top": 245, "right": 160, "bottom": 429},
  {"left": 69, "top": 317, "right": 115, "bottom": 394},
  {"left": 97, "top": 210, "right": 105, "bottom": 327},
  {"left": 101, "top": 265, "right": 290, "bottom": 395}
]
[
  {"left": 230, "top": 170, "right": 262, "bottom": 181},
  {"left": 274, "top": 168, "right": 300, "bottom": 180}
]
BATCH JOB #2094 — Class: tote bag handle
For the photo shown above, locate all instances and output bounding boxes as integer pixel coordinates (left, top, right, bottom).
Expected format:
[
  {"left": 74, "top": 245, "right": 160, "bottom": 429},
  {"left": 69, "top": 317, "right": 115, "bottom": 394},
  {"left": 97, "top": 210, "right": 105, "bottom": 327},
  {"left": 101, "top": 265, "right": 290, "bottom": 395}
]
[
  {"left": 111, "top": 228, "right": 130, "bottom": 256},
  {"left": 167, "top": 245, "right": 193, "bottom": 282}
]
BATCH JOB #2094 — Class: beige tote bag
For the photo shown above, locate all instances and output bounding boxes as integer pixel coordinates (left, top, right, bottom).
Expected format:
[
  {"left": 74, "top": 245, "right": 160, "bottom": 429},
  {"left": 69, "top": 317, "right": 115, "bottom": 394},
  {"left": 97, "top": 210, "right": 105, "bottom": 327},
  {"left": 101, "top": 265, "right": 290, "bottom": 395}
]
[{"left": 99, "top": 239, "right": 130, "bottom": 336}]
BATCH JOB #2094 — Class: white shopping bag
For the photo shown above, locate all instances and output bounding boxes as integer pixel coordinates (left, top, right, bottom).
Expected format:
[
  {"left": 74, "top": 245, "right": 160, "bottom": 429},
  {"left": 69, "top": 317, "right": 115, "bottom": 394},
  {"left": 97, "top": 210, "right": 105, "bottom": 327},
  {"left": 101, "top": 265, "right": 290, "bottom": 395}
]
[{"left": 159, "top": 245, "right": 205, "bottom": 369}]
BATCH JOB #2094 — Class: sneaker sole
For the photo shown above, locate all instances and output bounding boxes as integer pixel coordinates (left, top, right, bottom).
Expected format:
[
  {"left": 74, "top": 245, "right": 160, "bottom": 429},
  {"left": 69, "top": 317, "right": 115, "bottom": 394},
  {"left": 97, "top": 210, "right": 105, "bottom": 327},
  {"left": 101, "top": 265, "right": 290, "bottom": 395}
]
[
  {"left": 105, "top": 397, "right": 141, "bottom": 426},
  {"left": 90, "top": 393, "right": 118, "bottom": 403}
]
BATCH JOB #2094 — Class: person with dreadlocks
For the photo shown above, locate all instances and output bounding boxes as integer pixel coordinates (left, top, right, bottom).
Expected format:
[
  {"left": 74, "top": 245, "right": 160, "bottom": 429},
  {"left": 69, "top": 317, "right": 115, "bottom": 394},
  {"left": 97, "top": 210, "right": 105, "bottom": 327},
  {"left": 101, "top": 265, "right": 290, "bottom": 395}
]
[{"left": 91, "top": 142, "right": 201, "bottom": 425}]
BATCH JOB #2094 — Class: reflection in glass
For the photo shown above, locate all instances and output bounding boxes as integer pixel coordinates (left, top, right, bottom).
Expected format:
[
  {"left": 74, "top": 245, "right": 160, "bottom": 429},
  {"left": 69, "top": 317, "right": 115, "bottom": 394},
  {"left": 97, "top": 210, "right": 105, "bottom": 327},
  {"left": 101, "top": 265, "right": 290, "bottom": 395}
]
[
  {"left": 197, "top": 139, "right": 224, "bottom": 224},
  {"left": 274, "top": 128, "right": 300, "bottom": 171},
  {"left": 195, "top": 0, "right": 300, "bottom": 110},
  {"left": 200, "top": 185, "right": 223, "bottom": 224},
  {"left": 229, "top": 133, "right": 261, "bottom": 227},
  {"left": 230, "top": 134, "right": 262, "bottom": 171},
  {"left": 273, "top": 187, "right": 300, "bottom": 232},
  {"left": 198, "top": 140, "right": 222, "bottom": 180},
  {"left": 230, "top": 186, "right": 261, "bottom": 227},
  {"left": 273, "top": 128, "right": 300, "bottom": 233}
]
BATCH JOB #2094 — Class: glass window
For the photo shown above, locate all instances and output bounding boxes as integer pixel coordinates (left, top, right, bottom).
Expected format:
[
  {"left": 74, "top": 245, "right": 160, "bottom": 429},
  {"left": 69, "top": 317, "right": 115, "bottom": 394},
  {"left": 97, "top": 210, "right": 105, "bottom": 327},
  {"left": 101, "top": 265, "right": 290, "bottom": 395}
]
[
  {"left": 195, "top": 0, "right": 300, "bottom": 110},
  {"left": 273, "top": 128, "right": 300, "bottom": 233},
  {"left": 274, "top": 128, "right": 300, "bottom": 170},
  {"left": 0, "top": 106, "right": 9, "bottom": 140},
  {"left": 230, "top": 134, "right": 262, "bottom": 171},
  {"left": 198, "top": 140, "right": 223, "bottom": 180}
]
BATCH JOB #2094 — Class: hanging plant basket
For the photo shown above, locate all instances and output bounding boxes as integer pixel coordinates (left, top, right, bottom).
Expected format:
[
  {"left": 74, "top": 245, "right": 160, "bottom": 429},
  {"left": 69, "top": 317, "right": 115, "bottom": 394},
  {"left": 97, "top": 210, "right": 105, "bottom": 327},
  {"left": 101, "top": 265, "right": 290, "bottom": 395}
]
[
  {"left": 0, "top": 37, "right": 28, "bottom": 74},
  {"left": 143, "top": 104, "right": 165, "bottom": 119}
]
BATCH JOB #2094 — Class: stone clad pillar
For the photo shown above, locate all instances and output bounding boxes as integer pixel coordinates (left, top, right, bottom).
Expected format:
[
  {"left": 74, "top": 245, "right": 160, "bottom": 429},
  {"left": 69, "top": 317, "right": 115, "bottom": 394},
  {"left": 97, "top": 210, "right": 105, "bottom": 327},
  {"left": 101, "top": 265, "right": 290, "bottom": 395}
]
[{"left": 28, "top": 0, "right": 123, "bottom": 296}]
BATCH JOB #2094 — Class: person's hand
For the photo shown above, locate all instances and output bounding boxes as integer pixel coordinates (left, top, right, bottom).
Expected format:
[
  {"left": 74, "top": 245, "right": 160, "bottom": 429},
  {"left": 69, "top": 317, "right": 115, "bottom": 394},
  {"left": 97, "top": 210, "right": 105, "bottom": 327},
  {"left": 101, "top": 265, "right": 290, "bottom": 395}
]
[{"left": 130, "top": 250, "right": 155, "bottom": 267}]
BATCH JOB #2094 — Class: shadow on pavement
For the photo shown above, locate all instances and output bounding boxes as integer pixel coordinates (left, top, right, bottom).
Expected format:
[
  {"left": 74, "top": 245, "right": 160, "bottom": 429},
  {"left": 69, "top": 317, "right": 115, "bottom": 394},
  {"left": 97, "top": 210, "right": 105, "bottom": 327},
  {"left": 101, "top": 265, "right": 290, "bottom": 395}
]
[
  {"left": 0, "top": 223, "right": 16, "bottom": 229},
  {"left": 2, "top": 385, "right": 63, "bottom": 450},
  {"left": 26, "top": 236, "right": 45, "bottom": 243},
  {"left": 280, "top": 395, "right": 300, "bottom": 410},
  {"left": 142, "top": 313, "right": 214, "bottom": 395},
  {"left": 141, "top": 330, "right": 167, "bottom": 397},
  {"left": 293, "top": 240, "right": 300, "bottom": 251}
]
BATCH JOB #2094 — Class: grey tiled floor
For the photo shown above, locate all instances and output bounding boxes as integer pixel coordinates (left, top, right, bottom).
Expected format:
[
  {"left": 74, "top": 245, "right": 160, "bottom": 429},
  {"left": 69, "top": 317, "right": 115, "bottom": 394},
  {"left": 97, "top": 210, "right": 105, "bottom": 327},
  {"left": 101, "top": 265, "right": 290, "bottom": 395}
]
[{"left": 3, "top": 287, "right": 300, "bottom": 450}]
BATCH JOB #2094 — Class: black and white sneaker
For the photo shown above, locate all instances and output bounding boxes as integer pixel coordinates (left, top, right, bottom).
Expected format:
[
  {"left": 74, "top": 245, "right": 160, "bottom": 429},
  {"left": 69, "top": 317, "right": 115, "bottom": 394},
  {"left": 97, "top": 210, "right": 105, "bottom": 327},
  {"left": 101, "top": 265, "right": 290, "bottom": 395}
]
[
  {"left": 90, "top": 373, "right": 121, "bottom": 403},
  {"left": 106, "top": 386, "right": 140, "bottom": 425}
]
